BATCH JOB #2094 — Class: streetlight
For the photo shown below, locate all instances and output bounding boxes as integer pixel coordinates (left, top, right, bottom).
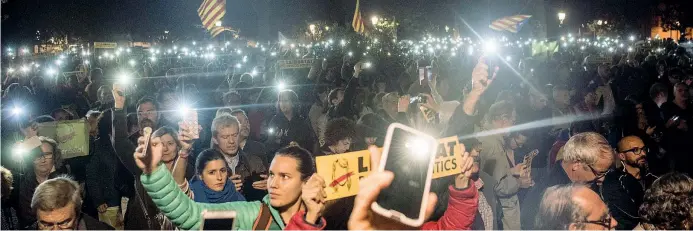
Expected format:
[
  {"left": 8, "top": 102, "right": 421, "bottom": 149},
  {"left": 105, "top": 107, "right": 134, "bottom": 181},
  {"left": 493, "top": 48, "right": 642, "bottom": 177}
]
[
  {"left": 371, "top": 16, "right": 379, "bottom": 26},
  {"left": 215, "top": 21, "right": 222, "bottom": 27},
  {"left": 558, "top": 11, "right": 566, "bottom": 25}
]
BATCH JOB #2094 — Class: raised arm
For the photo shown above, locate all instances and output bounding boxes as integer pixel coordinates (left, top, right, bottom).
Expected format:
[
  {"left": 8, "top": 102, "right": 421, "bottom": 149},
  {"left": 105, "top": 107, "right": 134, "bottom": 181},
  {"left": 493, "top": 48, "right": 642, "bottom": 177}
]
[{"left": 111, "top": 84, "right": 141, "bottom": 175}]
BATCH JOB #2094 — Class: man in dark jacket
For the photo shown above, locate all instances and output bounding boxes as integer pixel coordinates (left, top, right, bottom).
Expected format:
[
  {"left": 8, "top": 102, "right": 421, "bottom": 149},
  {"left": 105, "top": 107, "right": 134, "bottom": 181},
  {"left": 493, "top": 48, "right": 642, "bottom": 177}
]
[
  {"left": 520, "top": 132, "right": 614, "bottom": 229},
  {"left": 600, "top": 136, "right": 659, "bottom": 230},
  {"left": 211, "top": 114, "right": 268, "bottom": 201},
  {"left": 32, "top": 177, "right": 114, "bottom": 230}
]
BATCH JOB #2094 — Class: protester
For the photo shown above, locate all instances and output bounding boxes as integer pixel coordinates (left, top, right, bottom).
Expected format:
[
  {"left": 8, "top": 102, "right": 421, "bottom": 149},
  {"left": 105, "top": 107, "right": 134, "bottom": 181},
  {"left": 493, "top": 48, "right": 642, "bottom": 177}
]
[
  {"left": 478, "top": 100, "right": 527, "bottom": 230},
  {"left": 534, "top": 184, "right": 617, "bottom": 230},
  {"left": 348, "top": 146, "right": 478, "bottom": 230},
  {"left": 267, "top": 90, "right": 316, "bottom": 151},
  {"left": 521, "top": 132, "right": 614, "bottom": 229},
  {"left": 210, "top": 114, "right": 268, "bottom": 201},
  {"left": 1, "top": 166, "right": 20, "bottom": 230},
  {"left": 638, "top": 172, "right": 693, "bottom": 230},
  {"left": 230, "top": 109, "right": 269, "bottom": 165},
  {"left": 17, "top": 137, "right": 71, "bottom": 229},
  {"left": 178, "top": 149, "right": 247, "bottom": 203},
  {"left": 31, "top": 176, "right": 114, "bottom": 230},
  {"left": 317, "top": 117, "right": 356, "bottom": 156},
  {"left": 135, "top": 139, "right": 327, "bottom": 230},
  {"left": 600, "top": 135, "right": 658, "bottom": 230}
]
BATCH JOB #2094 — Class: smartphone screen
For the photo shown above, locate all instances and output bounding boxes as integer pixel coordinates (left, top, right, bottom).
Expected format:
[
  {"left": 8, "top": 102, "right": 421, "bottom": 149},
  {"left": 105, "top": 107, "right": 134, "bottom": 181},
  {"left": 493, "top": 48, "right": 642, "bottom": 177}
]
[
  {"left": 202, "top": 217, "right": 235, "bottom": 230},
  {"left": 376, "top": 125, "right": 437, "bottom": 220}
]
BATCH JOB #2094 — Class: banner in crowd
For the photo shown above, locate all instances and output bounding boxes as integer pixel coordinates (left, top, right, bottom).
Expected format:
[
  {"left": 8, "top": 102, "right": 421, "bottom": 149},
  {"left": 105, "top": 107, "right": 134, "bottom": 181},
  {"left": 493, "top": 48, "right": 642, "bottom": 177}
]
[
  {"left": 277, "top": 58, "right": 314, "bottom": 69},
  {"left": 316, "top": 136, "right": 464, "bottom": 200},
  {"left": 37, "top": 119, "right": 90, "bottom": 159},
  {"left": 94, "top": 42, "right": 118, "bottom": 49}
]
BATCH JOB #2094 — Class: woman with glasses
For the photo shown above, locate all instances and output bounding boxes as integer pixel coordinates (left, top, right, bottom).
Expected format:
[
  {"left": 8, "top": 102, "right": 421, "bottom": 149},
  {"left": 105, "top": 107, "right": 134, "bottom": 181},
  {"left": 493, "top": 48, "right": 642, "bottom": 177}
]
[{"left": 17, "top": 137, "right": 71, "bottom": 229}]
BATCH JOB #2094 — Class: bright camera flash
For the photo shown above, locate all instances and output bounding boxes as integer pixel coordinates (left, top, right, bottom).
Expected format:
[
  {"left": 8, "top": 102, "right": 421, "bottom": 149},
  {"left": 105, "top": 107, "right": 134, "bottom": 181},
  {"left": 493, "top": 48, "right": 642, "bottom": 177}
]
[{"left": 405, "top": 137, "right": 431, "bottom": 159}]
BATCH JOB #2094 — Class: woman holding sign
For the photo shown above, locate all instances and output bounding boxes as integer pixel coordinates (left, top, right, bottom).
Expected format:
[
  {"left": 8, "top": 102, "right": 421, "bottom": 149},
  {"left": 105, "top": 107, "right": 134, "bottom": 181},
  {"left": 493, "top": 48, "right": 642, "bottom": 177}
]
[{"left": 134, "top": 138, "right": 328, "bottom": 230}]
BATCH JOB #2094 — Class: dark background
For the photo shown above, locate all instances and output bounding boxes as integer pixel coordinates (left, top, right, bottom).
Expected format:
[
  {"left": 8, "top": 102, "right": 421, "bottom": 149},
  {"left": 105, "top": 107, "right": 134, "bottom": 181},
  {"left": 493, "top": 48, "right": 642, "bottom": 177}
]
[{"left": 0, "top": 0, "right": 683, "bottom": 46}]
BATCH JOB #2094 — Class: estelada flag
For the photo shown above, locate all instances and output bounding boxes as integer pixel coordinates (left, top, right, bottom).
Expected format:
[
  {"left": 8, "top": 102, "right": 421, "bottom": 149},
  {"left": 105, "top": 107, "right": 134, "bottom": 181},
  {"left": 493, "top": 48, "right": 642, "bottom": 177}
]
[
  {"left": 489, "top": 15, "right": 532, "bottom": 33},
  {"left": 198, "top": 0, "right": 232, "bottom": 37},
  {"left": 352, "top": 0, "right": 365, "bottom": 34}
]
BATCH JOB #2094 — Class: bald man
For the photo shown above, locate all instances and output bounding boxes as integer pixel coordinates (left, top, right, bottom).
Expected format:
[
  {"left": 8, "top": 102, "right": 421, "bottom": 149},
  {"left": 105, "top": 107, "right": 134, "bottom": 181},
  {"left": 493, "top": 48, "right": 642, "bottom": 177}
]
[
  {"left": 600, "top": 136, "right": 659, "bottom": 230},
  {"left": 534, "top": 184, "right": 617, "bottom": 230}
]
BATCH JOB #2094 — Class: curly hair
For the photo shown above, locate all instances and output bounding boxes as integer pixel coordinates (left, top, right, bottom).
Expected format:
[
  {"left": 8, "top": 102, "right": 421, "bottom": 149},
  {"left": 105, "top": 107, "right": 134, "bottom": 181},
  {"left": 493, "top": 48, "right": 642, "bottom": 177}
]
[
  {"left": 324, "top": 117, "right": 356, "bottom": 147},
  {"left": 639, "top": 172, "right": 693, "bottom": 230}
]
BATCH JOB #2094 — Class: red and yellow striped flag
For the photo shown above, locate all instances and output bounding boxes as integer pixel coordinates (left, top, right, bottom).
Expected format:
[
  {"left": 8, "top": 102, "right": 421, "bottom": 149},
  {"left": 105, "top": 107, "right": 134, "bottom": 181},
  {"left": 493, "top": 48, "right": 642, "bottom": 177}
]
[
  {"left": 198, "top": 0, "right": 228, "bottom": 37},
  {"left": 351, "top": 0, "right": 365, "bottom": 34}
]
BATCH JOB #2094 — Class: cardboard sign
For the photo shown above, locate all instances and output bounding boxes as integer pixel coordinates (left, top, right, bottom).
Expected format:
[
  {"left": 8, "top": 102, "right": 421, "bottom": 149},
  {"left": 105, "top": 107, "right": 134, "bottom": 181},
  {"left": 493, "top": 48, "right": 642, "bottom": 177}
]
[
  {"left": 316, "top": 149, "right": 373, "bottom": 200},
  {"left": 316, "top": 136, "right": 463, "bottom": 200},
  {"left": 94, "top": 42, "right": 118, "bottom": 49},
  {"left": 37, "top": 119, "right": 90, "bottom": 159},
  {"left": 277, "top": 59, "right": 314, "bottom": 69}
]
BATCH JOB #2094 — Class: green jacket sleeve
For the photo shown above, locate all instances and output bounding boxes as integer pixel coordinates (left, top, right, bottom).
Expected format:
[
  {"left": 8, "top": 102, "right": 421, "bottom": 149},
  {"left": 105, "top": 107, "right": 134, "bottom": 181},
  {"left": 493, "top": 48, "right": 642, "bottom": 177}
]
[{"left": 141, "top": 164, "right": 261, "bottom": 230}]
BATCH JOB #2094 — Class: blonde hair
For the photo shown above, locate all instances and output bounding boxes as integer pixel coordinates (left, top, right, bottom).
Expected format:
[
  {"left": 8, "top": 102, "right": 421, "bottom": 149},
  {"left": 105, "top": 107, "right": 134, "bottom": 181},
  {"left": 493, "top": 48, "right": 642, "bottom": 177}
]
[
  {"left": 562, "top": 132, "right": 613, "bottom": 166},
  {"left": 31, "top": 176, "right": 82, "bottom": 214}
]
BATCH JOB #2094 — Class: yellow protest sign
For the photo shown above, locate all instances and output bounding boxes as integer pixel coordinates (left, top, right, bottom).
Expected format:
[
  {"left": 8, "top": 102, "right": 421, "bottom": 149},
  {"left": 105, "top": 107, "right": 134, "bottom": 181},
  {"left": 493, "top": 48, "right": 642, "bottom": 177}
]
[
  {"left": 37, "top": 119, "right": 90, "bottom": 159},
  {"left": 316, "top": 149, "right": 372, "bottom": 201},
  {"left": 316, "top": 136, "right": 463, "bottom": 201},
  {"left": 432, "top": 136, "right": 464, "bottom": 179}
]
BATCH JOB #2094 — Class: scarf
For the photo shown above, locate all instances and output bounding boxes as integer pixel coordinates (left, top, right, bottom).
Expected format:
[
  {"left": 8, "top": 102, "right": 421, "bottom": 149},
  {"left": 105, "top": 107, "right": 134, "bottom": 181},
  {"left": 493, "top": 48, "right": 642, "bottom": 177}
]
[{"left": 189, "top": 176, "right": 246, "bottom": 203}]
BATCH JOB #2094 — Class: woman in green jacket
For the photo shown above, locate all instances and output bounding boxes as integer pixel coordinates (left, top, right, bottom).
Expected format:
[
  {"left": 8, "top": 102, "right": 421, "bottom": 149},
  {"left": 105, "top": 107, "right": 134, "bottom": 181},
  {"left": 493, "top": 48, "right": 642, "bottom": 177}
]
[{"left": 134, "top": 137, "right": 327, "bottom": 230}]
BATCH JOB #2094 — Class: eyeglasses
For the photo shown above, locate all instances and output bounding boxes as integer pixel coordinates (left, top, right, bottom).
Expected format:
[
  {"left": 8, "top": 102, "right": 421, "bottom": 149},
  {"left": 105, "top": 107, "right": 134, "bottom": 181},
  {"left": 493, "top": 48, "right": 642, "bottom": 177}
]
[
  {"left": 577, "top": 215, "right": 614, "bottom": 229},
  {"left": 619, "top": 146, "right": 648, "bottom": 155},
  {"left": 587, "top": 164, "right": 610, "bottom": 179},
  {"left": 33, "top": 154, "right": 54, "bottom": 163}
]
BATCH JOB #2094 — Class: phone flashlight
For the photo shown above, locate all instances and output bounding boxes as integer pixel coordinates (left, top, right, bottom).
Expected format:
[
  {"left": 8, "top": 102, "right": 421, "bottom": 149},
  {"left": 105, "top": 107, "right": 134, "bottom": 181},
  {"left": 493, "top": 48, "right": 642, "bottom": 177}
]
[
  {"left": 364, "top": 62, "right": 372, "bottom": 68},
  {"left": 117, "top": 73, "right": 132, "bottom": 85},
  {"left": 277, "top": 82, "right": 286, "bottom": 90},
  {"left": 11, "top": 106, "right": 23, "bottom": 115},
  {"left": 268, "top": 128, "right": 275, "bottom": 134},
  {"left": 12, "top": 145, "right": 27, "bottom": 160},
  {"left": 404, "top": 137, "right": 431, "bottom": 159}
]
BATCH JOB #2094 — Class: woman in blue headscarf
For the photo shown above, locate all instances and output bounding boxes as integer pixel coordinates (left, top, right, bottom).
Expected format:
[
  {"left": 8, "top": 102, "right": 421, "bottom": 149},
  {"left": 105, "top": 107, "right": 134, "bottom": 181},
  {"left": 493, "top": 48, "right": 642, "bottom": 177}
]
[{"left": 182, "top": 149, "right": 245, "bottom": 203}]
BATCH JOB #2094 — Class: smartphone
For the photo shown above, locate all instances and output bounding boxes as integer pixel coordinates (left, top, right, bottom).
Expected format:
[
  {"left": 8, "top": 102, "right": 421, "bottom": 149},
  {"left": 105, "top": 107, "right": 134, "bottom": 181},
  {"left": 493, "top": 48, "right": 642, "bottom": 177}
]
[
  {"left": 183, "top": 109, "right": 200, "bottom": 139},
  {"left": 200, "top": 210, "right": 236, "bottom": 230},
  {"left": 672, "top": 116, "right": 680, "bottom": 122},
  {"left": 418, "top": 68, "right": 425, "bottom": 85},
  {"left": 425, "top": 66, "right": 433, "bottom": 81},
  {"left": 371, "top": 123, "right": 438, "bottom": 227},
  {"left": 141, "top": 127, "right": 153, "bottom": 157}
]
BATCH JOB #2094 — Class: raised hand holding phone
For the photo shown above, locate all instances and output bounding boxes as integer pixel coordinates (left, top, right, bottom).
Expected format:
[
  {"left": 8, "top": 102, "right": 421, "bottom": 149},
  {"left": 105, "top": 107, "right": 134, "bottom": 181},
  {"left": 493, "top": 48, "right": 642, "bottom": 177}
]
[
  {"left": 112, "top": 84, "right": 126, "bottom": 110},
  {"left": 134, "top": 127, "right": 162, "bottom": 174}
]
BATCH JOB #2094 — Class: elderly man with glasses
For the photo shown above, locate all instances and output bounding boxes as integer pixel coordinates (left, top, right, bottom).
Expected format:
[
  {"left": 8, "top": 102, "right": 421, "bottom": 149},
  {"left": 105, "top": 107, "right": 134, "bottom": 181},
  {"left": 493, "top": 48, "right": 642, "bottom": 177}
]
[
  {"left": 599, "top": 136, "right": 659, "bottom": 230},
  {"left": 534, "top": 184, "right": 618, "bottom": 230},
  {"left": 521, "top": 132, "right": 614, "bottom": 229}
]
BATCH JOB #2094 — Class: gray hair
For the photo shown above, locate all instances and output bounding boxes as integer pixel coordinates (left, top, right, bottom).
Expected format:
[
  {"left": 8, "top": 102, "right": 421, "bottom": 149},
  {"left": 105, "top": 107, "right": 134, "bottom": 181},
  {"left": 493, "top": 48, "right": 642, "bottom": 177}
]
[
  {"left": 534, "top": 184, "right": 590, "bottom": 230},
  {"left": 562, "top": 132, "right": 613, "bottom": 166},
  {"left": 38, "top": 136, "right": 64, "bottom": 170},
  {"left": 483, "top": 100, "right": 516, "bottom": 129},
  {"left": 31, "top": 176, "right": 82, "bottom": 214},
  {"left": 210, "top": 114, "right": 240, "bottom": 149}
]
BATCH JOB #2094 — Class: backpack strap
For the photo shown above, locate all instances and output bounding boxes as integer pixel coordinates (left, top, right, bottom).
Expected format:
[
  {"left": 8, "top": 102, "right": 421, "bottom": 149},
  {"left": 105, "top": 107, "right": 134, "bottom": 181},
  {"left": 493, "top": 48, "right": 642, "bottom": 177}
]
[{"left": 252, "top": 203, "right": 274, "bottom": 230}]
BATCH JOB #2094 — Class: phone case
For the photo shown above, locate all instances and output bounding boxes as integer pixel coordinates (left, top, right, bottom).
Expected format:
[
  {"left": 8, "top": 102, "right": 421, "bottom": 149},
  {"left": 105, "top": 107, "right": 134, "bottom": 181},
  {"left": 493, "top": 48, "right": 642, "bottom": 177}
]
[
  {"left": 370, "top": 123, "right": 437, "bottom": 227},
  {"left": 200, "top": 210, "right": 237, "bottom": 230}
]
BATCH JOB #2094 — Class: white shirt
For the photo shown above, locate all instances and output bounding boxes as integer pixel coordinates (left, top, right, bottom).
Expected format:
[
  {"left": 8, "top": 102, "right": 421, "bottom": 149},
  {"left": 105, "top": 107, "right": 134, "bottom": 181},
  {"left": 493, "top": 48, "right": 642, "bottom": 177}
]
[{"left": 224, "top": 153, "right": 240, "bottom": 175}]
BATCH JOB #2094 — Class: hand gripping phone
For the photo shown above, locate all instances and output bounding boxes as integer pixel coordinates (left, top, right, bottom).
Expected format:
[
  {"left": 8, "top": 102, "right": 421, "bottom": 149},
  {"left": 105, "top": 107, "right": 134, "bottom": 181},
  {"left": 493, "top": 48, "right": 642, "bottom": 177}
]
[
  {"left": 371, "top": 123, "right": 438, "bottom": 227},
  {"left": 200, "top": 210, "right": 237, "bottom": 230}
]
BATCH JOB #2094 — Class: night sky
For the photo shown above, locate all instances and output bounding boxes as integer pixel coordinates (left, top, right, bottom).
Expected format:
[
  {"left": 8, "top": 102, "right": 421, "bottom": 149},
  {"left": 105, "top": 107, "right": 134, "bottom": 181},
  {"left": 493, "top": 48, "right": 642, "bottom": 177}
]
[{"left": 0, "top": 0, "right": 665, "bottom": 46}]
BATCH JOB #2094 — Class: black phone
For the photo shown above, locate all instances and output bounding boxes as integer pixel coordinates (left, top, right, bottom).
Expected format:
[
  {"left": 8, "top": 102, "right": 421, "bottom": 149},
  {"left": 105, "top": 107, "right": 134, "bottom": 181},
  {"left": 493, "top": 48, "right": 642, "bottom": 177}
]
[{"left": 372, "top": 123, "right": 437, "bottom": 226}]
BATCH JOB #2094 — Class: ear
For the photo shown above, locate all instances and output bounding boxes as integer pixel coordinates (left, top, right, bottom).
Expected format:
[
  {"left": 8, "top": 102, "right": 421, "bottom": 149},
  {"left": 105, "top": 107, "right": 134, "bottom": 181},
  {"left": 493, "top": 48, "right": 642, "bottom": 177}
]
[
  {"left": 571, "top": 162, "right": 581, "bottom": 172},
  {"left": 618, "top": 152, "right": 626, "bottom": 161},
  {"left": 212, "top": 136, "right": 219, "bottom": 146}
]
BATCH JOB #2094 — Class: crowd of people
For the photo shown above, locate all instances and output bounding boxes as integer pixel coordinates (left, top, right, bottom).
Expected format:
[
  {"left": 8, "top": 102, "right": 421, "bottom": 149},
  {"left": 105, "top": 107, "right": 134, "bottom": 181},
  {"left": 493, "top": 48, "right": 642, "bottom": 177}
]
[{"left": 1, "top": 33, "right": 693, "bottom": 230}]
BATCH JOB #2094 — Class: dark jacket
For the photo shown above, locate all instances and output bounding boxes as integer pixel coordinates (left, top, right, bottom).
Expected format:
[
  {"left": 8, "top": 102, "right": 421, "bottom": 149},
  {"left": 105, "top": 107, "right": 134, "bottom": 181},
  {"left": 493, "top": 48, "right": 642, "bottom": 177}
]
[
  {"left": 599, "top": 168, "right": 659, "bottom": 230},
  {"left": 85, "top": 137, "right": 121, "bottom": 208},
  {"left": 267, "top": 114, "right": 315, "bottom": 152},
  {"left": 520, "top": 162, "right": 573, "bottom": 230},
  {"left": 234, "top": 150, "right": 269, "bottom": 202},
  {"left": 17, "top": 167, "right": 71, "bottom": 229},
  {"left": 80, "top": 213, "right": 115, "bottom": 230},
  {"left": 242, "top": 139, "right": 269, "bottom": 166}
]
